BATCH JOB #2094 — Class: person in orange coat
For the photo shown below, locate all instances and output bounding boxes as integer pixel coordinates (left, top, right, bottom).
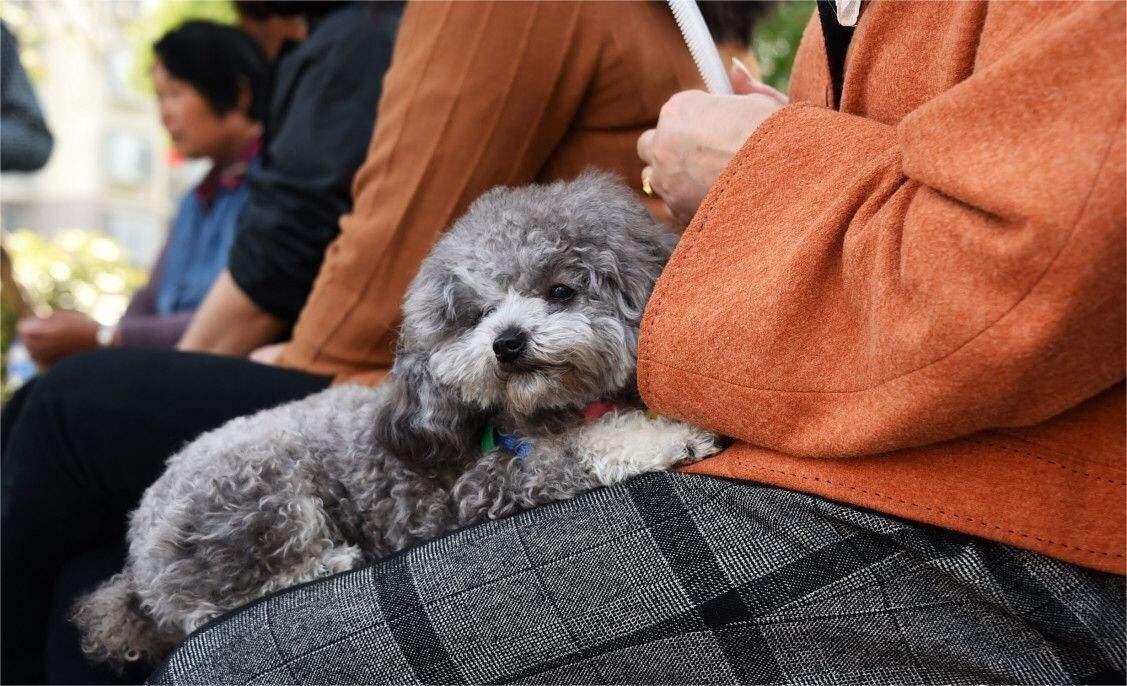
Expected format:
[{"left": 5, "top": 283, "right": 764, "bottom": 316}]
[
  {"left": 152, "top": 3, "right": 1123, "bottom": 684},
  {"left": 637, "top": 0, "right": 1125, "bottom": 575}
]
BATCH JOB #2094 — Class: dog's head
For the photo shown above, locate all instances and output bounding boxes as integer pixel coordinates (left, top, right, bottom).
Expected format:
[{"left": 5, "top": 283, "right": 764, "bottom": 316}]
[{"left": 375, "top": 170, "right": 676, "bottom": 466}]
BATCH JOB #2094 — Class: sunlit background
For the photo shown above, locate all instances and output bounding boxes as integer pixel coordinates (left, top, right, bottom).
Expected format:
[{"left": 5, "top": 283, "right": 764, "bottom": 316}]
[
  {"left": 1, "top": 1, "right": 241, "bottom": 257},
  {"left": 0, "top": 0, "right": 236, "bottom": 322}
]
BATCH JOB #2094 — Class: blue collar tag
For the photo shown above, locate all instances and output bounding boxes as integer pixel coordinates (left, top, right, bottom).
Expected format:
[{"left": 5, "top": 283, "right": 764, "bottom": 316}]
[
  {"left": 498, "top": 431, "right": 533, "bottom": 460},
  {"left": 482, "top": 423, "right": 533, "bottom": 460}
]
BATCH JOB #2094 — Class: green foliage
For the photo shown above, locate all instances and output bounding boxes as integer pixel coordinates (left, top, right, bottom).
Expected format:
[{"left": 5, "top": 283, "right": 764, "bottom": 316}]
[
  {"left": 0, "top": 296, "right": 15, "bottom": 360},
  {"left": 1, "top": 229, "right": 146, "bottom": 397},
  {"left": 4, "top": 229, "right": 147, "bottom": 323},
  {"left": 127, "top": 0, "right": 237, "bottom": 95},
  {"left": 754, "top": 0, "right": 816, "bottom": 92}
]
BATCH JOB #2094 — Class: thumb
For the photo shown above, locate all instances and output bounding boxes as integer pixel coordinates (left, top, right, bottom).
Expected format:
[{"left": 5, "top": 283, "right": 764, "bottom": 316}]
[
  {"left": 729, "top": 58, "right": 788, "bottom": 103},
  {"left": 16, "top": 316, "right": 44, "bottom": 337}
]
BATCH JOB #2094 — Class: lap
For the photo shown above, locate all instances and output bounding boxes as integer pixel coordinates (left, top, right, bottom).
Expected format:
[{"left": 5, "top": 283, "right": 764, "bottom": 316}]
[
  {"left": 151, "top": 473, "right": 1126, "bottom": 685},
  {"left": 0, "top": 348, "right": 331, "bottom": 683},
  {"left": 2, "top": 347, "right": 331, "bottom": 518}
]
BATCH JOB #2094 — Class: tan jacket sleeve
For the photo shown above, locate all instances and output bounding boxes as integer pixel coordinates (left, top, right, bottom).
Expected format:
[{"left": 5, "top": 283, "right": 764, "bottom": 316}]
[
  {"left": 279, "top": 1, "right": 599, "bottom": 382},
  {"left": 638, "top": 1, "right": 1126, "bottom": 457}
]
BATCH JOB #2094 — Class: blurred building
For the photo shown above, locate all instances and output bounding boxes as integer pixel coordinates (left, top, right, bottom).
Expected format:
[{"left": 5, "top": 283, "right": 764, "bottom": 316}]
[{"left": 0, "top": 0, "right": 203, "bottom": 268}]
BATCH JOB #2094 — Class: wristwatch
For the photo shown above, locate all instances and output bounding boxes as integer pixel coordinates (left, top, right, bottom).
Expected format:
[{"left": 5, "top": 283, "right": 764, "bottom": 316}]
[{"left": 96, "top": 324, "right": 118, "bottom": 348}]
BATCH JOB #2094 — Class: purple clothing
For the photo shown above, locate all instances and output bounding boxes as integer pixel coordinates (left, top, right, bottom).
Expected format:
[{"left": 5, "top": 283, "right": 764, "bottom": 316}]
[
  {"left": 118, "top": 244, "right": 196, "bottom": 348},
  {"left": 117, "top": 139, "right": 260, "bottom": 348}
]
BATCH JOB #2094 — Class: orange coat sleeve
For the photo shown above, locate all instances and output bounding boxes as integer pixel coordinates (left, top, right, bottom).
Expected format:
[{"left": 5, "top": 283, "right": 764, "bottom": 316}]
[
  {"left": 638, "top": 1, "right": 1126, "bottom": 457},
  {"left": 279, "top": 1, "right": 599, "bottom": 382}
]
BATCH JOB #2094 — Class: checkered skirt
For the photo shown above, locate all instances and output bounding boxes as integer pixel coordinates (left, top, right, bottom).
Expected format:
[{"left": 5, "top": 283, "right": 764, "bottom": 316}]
[{"left": 150, "top": 472, "right": 1125, "bottom": 685}]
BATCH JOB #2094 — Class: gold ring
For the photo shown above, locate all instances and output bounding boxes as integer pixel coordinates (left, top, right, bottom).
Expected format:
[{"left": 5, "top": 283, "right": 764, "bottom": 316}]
[{"left": 641, "top": 169, "right": 655, "bottom": 197}]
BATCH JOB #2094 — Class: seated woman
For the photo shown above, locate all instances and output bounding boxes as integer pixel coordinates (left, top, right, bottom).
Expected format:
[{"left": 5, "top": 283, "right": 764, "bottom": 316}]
[
  {"left": 178, "top": 0, "right": 403, "bottom": 354},
  {"left": 16, "top": 20, "right": 267, "bottom": 367}
]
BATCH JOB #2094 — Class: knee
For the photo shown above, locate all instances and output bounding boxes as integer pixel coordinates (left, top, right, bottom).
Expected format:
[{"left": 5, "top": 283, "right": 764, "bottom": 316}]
[
  {"left": 1, "top": 352, "right": 106, "bottom": 453},
  {"left": 0, "top": 355, "right": 105, "bottom": 509},
  {"left": 31, "top": 349, "right": 130, "bottom": 399}
]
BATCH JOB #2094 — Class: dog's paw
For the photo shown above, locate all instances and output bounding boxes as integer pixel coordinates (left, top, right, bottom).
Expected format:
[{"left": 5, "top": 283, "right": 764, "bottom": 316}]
[
  {"left": 669, "top": 426, "right": 725, "bottom": 468},
  {"left": 577, "top": 411, "right": 726, "bottom": 485}
]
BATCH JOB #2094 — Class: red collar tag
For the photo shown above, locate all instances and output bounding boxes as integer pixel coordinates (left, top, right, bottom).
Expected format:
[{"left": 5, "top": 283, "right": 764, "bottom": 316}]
[{"left": 582, "top": 400, "right": 626, "bottom": 422}]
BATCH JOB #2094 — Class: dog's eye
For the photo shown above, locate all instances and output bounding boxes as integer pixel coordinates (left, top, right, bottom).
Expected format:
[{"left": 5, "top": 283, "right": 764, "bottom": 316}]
[
  {"left": 467, "top": 305, "right": 494, "bottom": 327},
  {"left": 547, "top": 284, "right": 576, "bottom": 303}
]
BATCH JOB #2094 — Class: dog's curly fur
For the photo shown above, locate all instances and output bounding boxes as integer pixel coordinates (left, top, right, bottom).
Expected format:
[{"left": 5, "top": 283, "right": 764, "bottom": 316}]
[{"left": 72, "top": 171, "right": 722, "bottom": 668}]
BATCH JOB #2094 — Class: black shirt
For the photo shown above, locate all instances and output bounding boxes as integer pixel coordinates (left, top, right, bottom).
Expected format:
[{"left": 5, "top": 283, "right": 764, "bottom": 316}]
[
  {"left": 228, "top": 2, "right": 404, "bottom": 324},
  {"left": 816, "top": 0, "right": 855, "bottom": 109}
]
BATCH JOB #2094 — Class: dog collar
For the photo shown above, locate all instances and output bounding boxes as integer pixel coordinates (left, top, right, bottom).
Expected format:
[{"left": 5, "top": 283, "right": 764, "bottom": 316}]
[
  {"left": 582, "top": 400, "right": 627, "bottom": 421},
  {"left": 481, "top": 424, "right": 534, "bottom": 460},
  {"left": 482, "top": 401, "right": 643, "bottom": 459}
]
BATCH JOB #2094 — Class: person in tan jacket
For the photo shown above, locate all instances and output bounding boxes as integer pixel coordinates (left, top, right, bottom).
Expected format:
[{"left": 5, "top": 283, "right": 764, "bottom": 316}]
[{"left": 151, "top": 2, "right": 1122, "bottom": 684}]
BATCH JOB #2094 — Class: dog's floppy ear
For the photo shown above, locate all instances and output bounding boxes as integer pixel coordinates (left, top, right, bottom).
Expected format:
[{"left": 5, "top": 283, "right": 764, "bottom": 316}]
[
  {"left": 617, "top": 228, "right": 676, "bottom": 324},
  {"left": 571, "top": 169, "right": 678, "bottom": 325},
  {"left": 374, "top": 351, "right": 484, "bottom": 468}
]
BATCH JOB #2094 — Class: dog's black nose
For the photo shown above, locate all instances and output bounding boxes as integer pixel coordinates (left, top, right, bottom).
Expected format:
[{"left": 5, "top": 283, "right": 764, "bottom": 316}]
[{"left": 493, "top": 328, "right": 528, "bottom": 362}]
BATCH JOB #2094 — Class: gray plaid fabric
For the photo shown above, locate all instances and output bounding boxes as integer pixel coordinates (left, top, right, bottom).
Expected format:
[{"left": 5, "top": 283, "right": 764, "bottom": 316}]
[{"left": 150, "top": 472, "right": 1125, "bottom": 685}]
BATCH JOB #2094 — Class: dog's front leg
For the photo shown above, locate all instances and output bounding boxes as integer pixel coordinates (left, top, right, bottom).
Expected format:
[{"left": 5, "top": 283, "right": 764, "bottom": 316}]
[
  {"left": 450, "top": 412, "right": 723, "bottom": 525},
  {"left": 568, "top": 409, "right": 723, "bottom": 486},
  {"left": 450, "top": 436, "right": 598, "bottom": 526}
]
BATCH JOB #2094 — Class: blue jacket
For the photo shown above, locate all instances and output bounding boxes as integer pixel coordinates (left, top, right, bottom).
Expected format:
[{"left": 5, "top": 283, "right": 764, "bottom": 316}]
[{"left": 154, "top": 159, "right": 258, "bottom": 315}]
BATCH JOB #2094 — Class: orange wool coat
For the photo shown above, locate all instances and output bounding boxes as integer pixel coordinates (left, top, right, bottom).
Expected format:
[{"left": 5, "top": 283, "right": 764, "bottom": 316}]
[{"left": 640, "top": 1, "right": 1126, "bottom": 574}]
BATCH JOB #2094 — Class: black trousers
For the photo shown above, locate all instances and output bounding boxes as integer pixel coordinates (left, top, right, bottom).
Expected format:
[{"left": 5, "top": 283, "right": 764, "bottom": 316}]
[{"left": 0, "top": 348, "right": 330, "bottom": 684}]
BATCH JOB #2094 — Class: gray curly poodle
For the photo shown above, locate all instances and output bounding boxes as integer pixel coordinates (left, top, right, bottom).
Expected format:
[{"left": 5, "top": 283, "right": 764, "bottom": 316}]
[{"left": 72, "top": 171, "right": 722, "bottom": 669}]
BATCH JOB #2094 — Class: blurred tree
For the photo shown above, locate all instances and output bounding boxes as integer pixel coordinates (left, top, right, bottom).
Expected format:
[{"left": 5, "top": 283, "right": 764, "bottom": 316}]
[
  {"left": 4, "top": 229, "right": 146, "bottom": 322},
  {"left": 754, "top": 0, "right": 815, "bottom": 93},
  {"left": 127, "top": 0, "right": 237, "bottom": 95},
  {"left": 0, "top": 297, "right": 15, "bottom": 395},
  {"left": 2, "top": 229, "right": 146, "bottom": 395}
]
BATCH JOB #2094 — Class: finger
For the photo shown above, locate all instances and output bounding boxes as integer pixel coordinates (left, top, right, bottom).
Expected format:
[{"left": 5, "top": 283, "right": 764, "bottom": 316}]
[
  {"left": 730, "top": 58, "right": 788, "bottom": 103},
  {"left": 753, "top": 81, "right": 789, "bottom": 104},
  {"left": 740, "top": 79, "right": 789, "bottom": 104},
  {"left": 23, "top": 341, "right": 50, "bottom": 363},
  {"left": 729, "top": 57, "right": 757, "bottom": 95},
  {"left": 250, "top": 343, "right": 281, "bottom": 364},
  {"left": 16, "top": 317, "right": 44, "bottom": 336},
  {"left": 636, "top": 129, "right": 656, "bottom": 164}
]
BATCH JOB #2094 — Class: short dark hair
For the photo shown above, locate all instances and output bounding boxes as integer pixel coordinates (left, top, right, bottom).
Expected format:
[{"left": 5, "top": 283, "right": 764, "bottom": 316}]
[
  {"left": 697, "top": 1, "right": 776, "bottom": 44},
  {"left": 153, "top": 20, "right": 269, "bottom": 121},
  {"left": 232, "top": 1, "right": 349, "bottom": 21}
]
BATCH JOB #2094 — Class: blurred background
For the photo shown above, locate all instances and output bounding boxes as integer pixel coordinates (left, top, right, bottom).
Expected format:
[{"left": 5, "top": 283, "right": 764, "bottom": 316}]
[
  {"left": 1, "top": 0, "right": 237, "bottom": 261},
  {"left": 0, "top": 0, "right": 241, "bottom": 390},
  {"left": 0, "top": 0, "right": 811, "bottom": 394}
]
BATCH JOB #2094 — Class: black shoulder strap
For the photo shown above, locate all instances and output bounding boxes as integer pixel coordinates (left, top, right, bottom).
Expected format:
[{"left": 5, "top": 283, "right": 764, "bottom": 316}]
[{"left": 816, "top": 0, "right": 855, "bottom": 109}]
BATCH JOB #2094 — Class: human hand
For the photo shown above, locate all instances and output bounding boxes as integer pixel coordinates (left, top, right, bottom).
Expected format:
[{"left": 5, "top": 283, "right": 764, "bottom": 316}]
[
  {"left": 249, "top": 341, "right": 287, "bottom": 366},
  {"left": 637, "top": 59, "right": 787, "bottom": 227},
  {"left": 727, "top": 57, "right": 789, "bottom": 104},
  {"left": 18, "top": 310, "right": 103, "bottom": 366}
]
